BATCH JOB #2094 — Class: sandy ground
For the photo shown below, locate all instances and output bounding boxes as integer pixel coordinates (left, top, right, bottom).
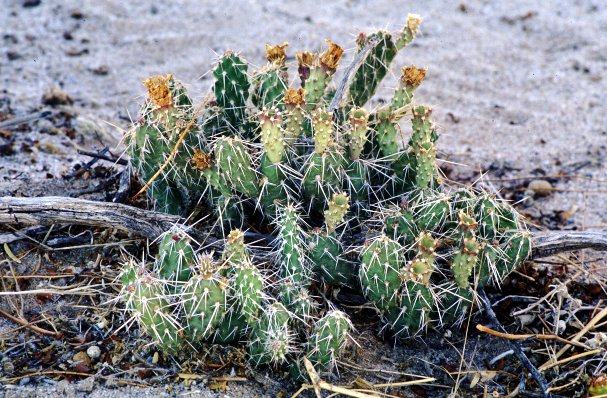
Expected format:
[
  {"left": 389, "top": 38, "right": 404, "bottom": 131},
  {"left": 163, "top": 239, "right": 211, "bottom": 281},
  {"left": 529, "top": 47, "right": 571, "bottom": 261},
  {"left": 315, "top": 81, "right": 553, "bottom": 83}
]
[
  {"left": 1, "top": 0, "right": 606, "bottom": 397},
  {"left": 2, "top": 0, "right": 606, "bottom": 223}
]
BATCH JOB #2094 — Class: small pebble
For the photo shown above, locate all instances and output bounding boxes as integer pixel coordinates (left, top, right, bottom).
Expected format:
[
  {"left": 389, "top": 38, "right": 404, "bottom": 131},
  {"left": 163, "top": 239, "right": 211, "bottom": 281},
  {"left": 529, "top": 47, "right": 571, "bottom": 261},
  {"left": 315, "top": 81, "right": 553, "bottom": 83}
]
[
  {"left": 522, "top": 190, "right": 535, "bottom": 207},
  {"left": 72, "top": 351, "right": 91, "bottom": 364},
  {"left": 23, "top": 0, "right": 41, "bottom": 7},
  {"left": 527, "top": 179, "right": 552, "bottom": 197},
  {"left": 42, "top": 87, "right": 73, "bottom": 106},
  {"left": 86, "top": 345, "right": 101, "bottom": 361},
  {"left": 76, "top": 376, "right": 95, "bottom": 392},
  {"left": 2, "top": 361, "right": 14, "bottom": 374}
]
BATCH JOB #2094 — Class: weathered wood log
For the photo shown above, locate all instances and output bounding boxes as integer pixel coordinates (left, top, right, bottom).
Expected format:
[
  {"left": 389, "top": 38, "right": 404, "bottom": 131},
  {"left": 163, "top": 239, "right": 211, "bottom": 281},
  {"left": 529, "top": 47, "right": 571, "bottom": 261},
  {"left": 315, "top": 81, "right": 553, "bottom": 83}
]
[
  {"left": 531, "top": 230, "right": 607, "bottom": 259},
  {"left": 0, "top": 196, "right": 196, "bottom": 242},
  {"left": 1, "top": 196, "right": 606, "bottom": 259}
]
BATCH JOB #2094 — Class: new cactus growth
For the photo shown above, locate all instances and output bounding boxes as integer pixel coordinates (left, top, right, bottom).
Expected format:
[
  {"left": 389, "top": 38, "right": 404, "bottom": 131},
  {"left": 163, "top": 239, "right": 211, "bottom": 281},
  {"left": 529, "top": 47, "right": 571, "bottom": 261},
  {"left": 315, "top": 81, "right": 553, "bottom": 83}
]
[
  {"left": 451, "top": 211, "right": 481, "bottom": 289},
  {"left": 222, "top": 229, "right": 250, "bottom": 268},
  {"left": 213, "top": 52, "right": 250, "bottom": 134},
  {"left": 121, "top": 12, "right": 535, "bottom": 381},
  {"left": 283, "top": 88, "right": 306, "bottom": 145},
  {"left": 252, "top": 43, "right": 289, "bottom": 110},
  {"left": 324, "top": 192, "right": 349, "bottom": 234},
  {"left": 156, "top": 229, "right": 195, "bottom": 283},
  {"left": 121, "top": 261, "right": 182, "bottom": 353},
  {"left": 297, "top": 41, "right": 343, "bottom": 111},
  {"left": 410, "top": 106, "right": 437, "bottom": 189},
  {"left": 248, "top": 302, "right": 293, "bottom": 366},
  {"left": 259, "top": 108, "right": 290, "bottom": 213},
  {"left": 214, "top": 137, "right": 259, "bottom": 197},
  {"left": 302, "top": 109, "right": 343, "bottom": 212},
  {"left": 306, "top": 310, "right": 352, "bottom": 372}
]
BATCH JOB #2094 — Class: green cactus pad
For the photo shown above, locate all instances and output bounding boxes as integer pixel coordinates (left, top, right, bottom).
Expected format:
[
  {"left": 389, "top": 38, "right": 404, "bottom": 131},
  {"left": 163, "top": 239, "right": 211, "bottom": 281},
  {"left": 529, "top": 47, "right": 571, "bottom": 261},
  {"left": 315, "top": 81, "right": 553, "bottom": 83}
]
[
  {"left": 182, "top": 273, "right": 228, "bottom": 342},
  {"left": 214, "top": 137, "right": 260, "bottom": 197},
  {"left": 302, "top": 151, "right": 343, "bottom": 208},
  {"left": 309, "top": 230, "right": 353, "bottom": 286},
  {"left": 252, "top": 43, "right": 289, "bottom": 109},
  {"left": 231, "top": 260, "right": 266, "bottom": 323},
  {"left": 278, "top": 205, "right": 311, "bottom": 286},
  {"left": 248, "top": 302, "right": 292, "bottom": 366},
  {"left": 278, "top": 281, "right": 315, "bottom": 321},
  {"left": 384, "top": 208, "right": 418, "bottom": 245},
  {"left": 307, "top": 310, "right": 352, "bottom": 372},
  {"left": 359, "top": 235, "right": 403, "bottom": 308},
  {"left": 122, "top": 265, "right": 182, "bottom": 354},
  {"left": 385, "top": 281, "right": 433, "bottom": 337},
  {"left": 213, "top": 52, "right": 250, "bottom": 131},
  {"left": 156, "top": 230, "right": 195, "bottom": 283},
  {"left": 437, "top": 282, "right": 474, "bottom": 326},
  {"left": 349, "top": 15, "right": 421, "bottom": 107}
]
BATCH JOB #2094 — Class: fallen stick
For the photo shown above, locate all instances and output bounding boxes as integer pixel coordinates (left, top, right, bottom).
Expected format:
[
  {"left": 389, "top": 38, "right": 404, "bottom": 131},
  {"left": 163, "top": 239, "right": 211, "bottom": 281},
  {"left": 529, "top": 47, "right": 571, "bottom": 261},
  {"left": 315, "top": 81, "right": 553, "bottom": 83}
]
[
  {"left": 1, "top": 196, "right": 606, "bottom": 259},
  {"left": 531, "top": 230, "right": 607, "bottom": 258},
  {"left": 0, "top": 196, "right": 197, "bottom": 242},
  {"left": 478, "top": 288, "right": 551, "bottom": 397}
]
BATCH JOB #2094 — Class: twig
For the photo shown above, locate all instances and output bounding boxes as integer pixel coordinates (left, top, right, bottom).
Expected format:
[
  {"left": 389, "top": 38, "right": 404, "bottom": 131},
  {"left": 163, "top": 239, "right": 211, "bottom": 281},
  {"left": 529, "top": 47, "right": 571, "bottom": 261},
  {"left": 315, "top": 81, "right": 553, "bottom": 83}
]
[
  {"left": 476, "top": 324, "right": 590, "bottom": 350},
  {"left": 0, "top": 111, "right": 52, "bottom": 130},
  {"left": 0, "top": 196, "right": 206, "bottom": 242},
  {"left": 77, "top": 149, "right": 128, "bottom": 166},
  {"left": 0, "top": 307, "right": 61, "bottom": 338},
  {"left": 0, "top": 370, "right": 148, "bottom": 387},
  {"left": 477, "top": 288, "right": 551, "bottom": 397},
  {"left": 0, "top": 226, "right": 50, "bottom": 245},
  {"left": 539, "top": 349, "right": 603, "bottom": 372},
  {"left": 66, "top": 147, "right": 110, "bottom": 179},
  {"left": 538, "top": 305, "right": 607, "bottom": 371},
  {"left": 328, "top": 39, "right": 377, "bottom": 113},
  {"left": 113, "top": 165, "right": 132, "bottom": 203},
  {"left": 132, "top": 95, "right": 210, "bottom": 201}
]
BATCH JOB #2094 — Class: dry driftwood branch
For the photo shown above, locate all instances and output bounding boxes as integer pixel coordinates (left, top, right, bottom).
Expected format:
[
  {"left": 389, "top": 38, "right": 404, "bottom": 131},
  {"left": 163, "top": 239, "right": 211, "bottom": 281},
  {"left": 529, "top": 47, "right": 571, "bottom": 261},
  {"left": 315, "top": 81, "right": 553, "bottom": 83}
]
[
  {"left": 1, "top": 196, "right": 606, "bottom": 258},
  {"left": 531, "top": 230, "right": 607, "bottom": 259},
  {"left": 0, "top": 196, "right": 200, "bottom": 242}
]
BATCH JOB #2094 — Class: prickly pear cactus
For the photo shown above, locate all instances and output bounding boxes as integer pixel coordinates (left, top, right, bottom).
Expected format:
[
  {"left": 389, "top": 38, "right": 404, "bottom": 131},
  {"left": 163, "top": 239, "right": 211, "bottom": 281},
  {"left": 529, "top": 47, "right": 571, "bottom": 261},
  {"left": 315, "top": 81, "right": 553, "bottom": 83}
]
[{"left": 121, "top": 12, "right": 533, "bottom": 382}]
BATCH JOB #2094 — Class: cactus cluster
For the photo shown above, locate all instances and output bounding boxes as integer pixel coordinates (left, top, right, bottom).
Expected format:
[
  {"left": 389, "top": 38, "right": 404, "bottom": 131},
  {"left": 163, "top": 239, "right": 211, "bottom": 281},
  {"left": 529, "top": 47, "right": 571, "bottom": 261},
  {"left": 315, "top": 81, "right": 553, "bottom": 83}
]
[
  {"left": 122, "top": 13, "right": 532, "bottom": 380},
  {"left": 120, "top": 227, "right": 351, "bottom": 378}
]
